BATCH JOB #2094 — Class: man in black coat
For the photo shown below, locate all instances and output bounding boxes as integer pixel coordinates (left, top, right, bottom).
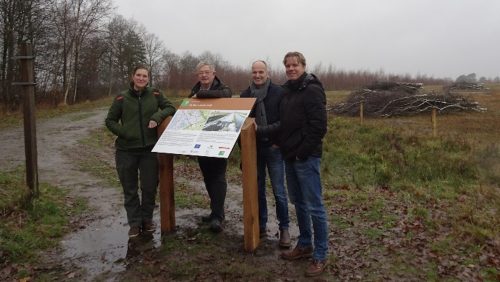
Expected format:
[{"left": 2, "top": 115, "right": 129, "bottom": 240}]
[
  {"left": 278, "top": 52, "right": 329, "bottom": 277},
  {"left": 189, "top": 62, "right": 232, "bottom": 233}
]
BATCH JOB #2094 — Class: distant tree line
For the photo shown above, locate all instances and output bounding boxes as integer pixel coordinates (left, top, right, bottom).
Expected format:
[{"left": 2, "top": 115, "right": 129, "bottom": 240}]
[{"left": 2, "top": 0, "right": 494, "bottom": 111}]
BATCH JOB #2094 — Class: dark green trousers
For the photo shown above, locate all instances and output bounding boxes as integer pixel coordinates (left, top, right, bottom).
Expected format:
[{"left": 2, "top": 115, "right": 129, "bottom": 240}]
[{"left": 116, "top": 149, "right": 158, "bottom": 227}]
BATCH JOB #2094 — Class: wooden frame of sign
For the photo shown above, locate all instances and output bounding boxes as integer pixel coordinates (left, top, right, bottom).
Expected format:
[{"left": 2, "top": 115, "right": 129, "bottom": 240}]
[{"left": 157, "top": 117, "right": 260, "bottom": 252}]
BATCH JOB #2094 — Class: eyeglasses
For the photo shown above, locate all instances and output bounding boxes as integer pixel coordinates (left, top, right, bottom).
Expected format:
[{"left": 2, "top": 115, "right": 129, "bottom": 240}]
[{"left": 197, "top": 71, "right": 213, "bottom": 76}]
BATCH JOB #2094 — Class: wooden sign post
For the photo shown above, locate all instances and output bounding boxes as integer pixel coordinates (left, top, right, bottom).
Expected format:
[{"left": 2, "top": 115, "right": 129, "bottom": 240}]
[
  {"left": 156, "top": 109, "right": 260, "bottom": 252},
  {"left": 431, "top": 108, "right": 437, "bottom": 137},
  {"left": 157, "top": 116, "right": 175, "bottom": 233},
  {"left": 13, "top": 43, "right": 39, "bottom": 199},
  {"left": 360, "top": 101, "right": 365, "bottom": 124},
  {"left": 240, "top": 118, "right": 260, "bottom": 251}
]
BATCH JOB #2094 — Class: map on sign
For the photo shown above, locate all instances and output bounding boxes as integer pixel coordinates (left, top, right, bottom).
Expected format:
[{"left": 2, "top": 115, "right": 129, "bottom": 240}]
[{"left": 152, "top": 98, "right": 256, "bottom": 158}]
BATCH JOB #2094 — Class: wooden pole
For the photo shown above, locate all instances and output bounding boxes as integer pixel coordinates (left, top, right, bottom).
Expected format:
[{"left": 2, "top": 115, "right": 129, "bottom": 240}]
[
  {"left": 431, "top": 108, "right": 437, "bottom": 137},
  {"left": 240, "top": 118, "right": 260, "bottom": 252},
  {"left": 157, "top": 116, "right": 175, "bottom": 234},
  {"left": 16, "top": 43, "right": 39, "bottom": 199},
  {"left": 360, "top": 101, "right": 364, "bottom": 124}
]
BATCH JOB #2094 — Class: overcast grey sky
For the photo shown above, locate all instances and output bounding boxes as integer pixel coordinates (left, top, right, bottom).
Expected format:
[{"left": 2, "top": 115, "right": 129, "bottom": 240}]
[{"left": 114, "top": 0, "right": 499, "bottom": 80}]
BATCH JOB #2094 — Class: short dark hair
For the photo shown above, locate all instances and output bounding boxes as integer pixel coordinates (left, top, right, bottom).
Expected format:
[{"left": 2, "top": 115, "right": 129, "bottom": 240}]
[
  {"left": 133, "top": 65, "right": 150, "bottom": 76},
  {"left": 283, "top": 51, "right": 306, "bottom": 66}
]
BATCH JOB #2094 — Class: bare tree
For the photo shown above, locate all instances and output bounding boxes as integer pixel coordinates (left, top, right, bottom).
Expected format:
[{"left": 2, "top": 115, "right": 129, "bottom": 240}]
[
  {"left": 177, "top": 51, "right": 198, "bottom": 89},
  {"left": 198, "top": 50, "right": 226, "bottom": 71},
  {"left": 46, "top": 0, "right": 111, "bottom": 105},
  {"left": 48, "top": 0, "right": 74, "bottom": 104},
  {"left": 0, "top": 0, "right": 17, "bottom": 110},
  {"left": 104, "top": 16, "right": 146, "bottom": 95},
  {"left": 140, "top": 29, "right": 166, "bottom": 87},
  {"left": 0, "top": 0, "right": 52, "bottom": 110},
  {"left": 75, "top": 34, "right": 108, "bottom": 100},
  {"left": 1, "top": 0, "right": 455, "bottom": 110},
  {"left": 70, "top": 0, "right": 112, "bottom": 103},
  {"left": 104, "top": 15, "right": 129, "bottom": 95},
  {"left": 161, "top": 49, "right": 180, "bottom": 90}
]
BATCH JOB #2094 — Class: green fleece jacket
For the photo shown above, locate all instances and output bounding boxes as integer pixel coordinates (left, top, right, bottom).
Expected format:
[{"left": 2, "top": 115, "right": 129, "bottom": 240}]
[{"left": 105, "top": 86, "right": 176, "bottom": 151}]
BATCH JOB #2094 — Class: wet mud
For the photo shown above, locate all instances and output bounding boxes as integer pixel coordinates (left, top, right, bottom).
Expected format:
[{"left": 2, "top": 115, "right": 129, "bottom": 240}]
[{"left": 0, "top": 108, "right": 300, "bottom": 281}]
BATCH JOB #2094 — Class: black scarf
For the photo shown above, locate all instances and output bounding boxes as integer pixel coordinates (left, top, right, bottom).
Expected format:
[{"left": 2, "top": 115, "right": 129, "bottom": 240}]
[{"left": 250, "top": 78, "right": 270, "bottom": 127}]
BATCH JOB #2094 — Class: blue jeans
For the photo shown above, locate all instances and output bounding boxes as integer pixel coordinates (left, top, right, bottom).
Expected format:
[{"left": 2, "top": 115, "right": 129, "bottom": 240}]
[
  {"left": 285, "top": 156, "right": 329, "bottom": 261},
  {"left": 257, "top": 145, "right": 289, "bottom": 231}
]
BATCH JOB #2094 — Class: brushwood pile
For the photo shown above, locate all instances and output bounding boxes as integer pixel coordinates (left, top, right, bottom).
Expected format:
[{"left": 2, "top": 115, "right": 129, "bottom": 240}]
[{"left": 331, "top": 81, "right": 486, "bottom": 117}]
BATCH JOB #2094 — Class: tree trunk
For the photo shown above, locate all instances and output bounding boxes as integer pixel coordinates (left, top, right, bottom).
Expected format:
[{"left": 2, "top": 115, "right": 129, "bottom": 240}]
[
  {"left": 62, "top": 52, "right": 73, "bottom": 105},
  {"left": 6, "top": 29, "right": 15, "bottom": 110},
  {"left": 72, "top": 40, "right": 79, "bottom": 103}
]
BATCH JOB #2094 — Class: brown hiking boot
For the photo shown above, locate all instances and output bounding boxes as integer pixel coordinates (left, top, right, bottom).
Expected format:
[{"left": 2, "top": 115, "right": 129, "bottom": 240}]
[
  {"left": 305, "top": 259, "right": 327, "bottom": 277},
  {"left": 128, "top": 226, "right": 141, "bottom": 238},
  {"left": 280, "top": 245, "right": 313, "bottom": 260},
  {"left": 142, "top": 220, "right": 156, "bottom": 233},
  {"left": 279, "top": 229, "right": 291, "bottom": 248}
]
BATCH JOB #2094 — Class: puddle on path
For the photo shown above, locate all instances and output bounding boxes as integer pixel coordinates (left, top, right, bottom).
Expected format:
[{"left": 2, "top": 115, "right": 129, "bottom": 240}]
[
  {"left": 0, "top": 109, "right": 299, "bottom": 280},
  {"left": 57, "top": 180, "right": 298, "bottom": 281},
  {"left": 59, "top": 209, "right": 156, "bottom": 279}
]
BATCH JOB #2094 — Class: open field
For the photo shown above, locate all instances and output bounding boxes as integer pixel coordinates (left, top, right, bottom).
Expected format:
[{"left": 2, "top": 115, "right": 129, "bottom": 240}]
[
  {"left": 327, "top": 83, "right": 500, "bottom": 143},
  {"left": 117, "top": 84, "right": 500, "bottom": 280},
  {"left": 319, "top": 84, "right": 499, "bottom": 280},
  {"left": 0, "top": 84, "right": 498, "bottom": 280}
]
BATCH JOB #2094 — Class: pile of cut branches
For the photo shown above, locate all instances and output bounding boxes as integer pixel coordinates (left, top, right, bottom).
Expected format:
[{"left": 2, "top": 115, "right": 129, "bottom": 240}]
[
  {"left": 331, "top": 82, "right": 486, "bottom": 117},
  {"left": 444, "top": 81, "right": 489, "bottom": 93}
]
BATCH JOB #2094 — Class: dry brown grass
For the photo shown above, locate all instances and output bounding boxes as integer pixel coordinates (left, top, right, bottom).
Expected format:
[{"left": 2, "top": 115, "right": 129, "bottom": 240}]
[
  {"left": 328, "top": 84, "right": 500, "bottom": 192},
  {"left": 328, "top": 83, "right": 500, "bottom": 145},
  {"left": 325, "top": 85, "right": 499, "bottom": 280}
]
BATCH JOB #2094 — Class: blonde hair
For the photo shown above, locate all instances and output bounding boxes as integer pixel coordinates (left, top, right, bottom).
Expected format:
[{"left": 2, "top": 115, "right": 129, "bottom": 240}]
[{"left": 283, "top": 51, "right": 306, "bottom": 66}]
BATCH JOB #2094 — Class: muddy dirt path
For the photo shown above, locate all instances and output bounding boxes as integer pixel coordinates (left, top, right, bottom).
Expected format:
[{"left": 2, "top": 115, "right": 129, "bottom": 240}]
[
  {"left": 0, "top": 109, "right": 130, "bottom": 279},
  {"left": 0, "top": 109, "right": 299, "bottom": 281}
]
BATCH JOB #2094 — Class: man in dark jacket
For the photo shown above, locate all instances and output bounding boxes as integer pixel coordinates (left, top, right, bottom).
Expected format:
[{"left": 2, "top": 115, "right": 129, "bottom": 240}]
[
  {"left": 278, "top": 52, "right": 329, "bottom": 277},
  {"left": 189, "top": 62, "right": 232, "bottom": 233},
  {"left": 240, "top": 60, "right": 290, "bottom": 248},
  {"left": 105, "top": 65, "right": 176, "bottom": 238}
]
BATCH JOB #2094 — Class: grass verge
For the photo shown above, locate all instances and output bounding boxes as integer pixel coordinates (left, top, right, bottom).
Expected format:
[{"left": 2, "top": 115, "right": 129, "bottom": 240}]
[
  {"left": 0, "top": 168, "right": 30, "bottom": 214},
  {"left": 0, "top": 169, "right": 86, "bottom": 276}
]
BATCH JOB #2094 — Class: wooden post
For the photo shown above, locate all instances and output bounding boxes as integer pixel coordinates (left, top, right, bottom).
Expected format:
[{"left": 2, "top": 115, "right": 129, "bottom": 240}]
[
  {"left": 431, "top": 108, "right": 437, "bottom": 137},
  {"left": 240, "top": 118, "right": 260, "bottom": 252},
  {"left": 360, "top": 101, "right": 364, "bottom": 124},
  {"left": 15, "top": 43, "right": 39, "bottom": 199},
  {"left": 157, "top": 116, "right": 175, "bottom": 234}
]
